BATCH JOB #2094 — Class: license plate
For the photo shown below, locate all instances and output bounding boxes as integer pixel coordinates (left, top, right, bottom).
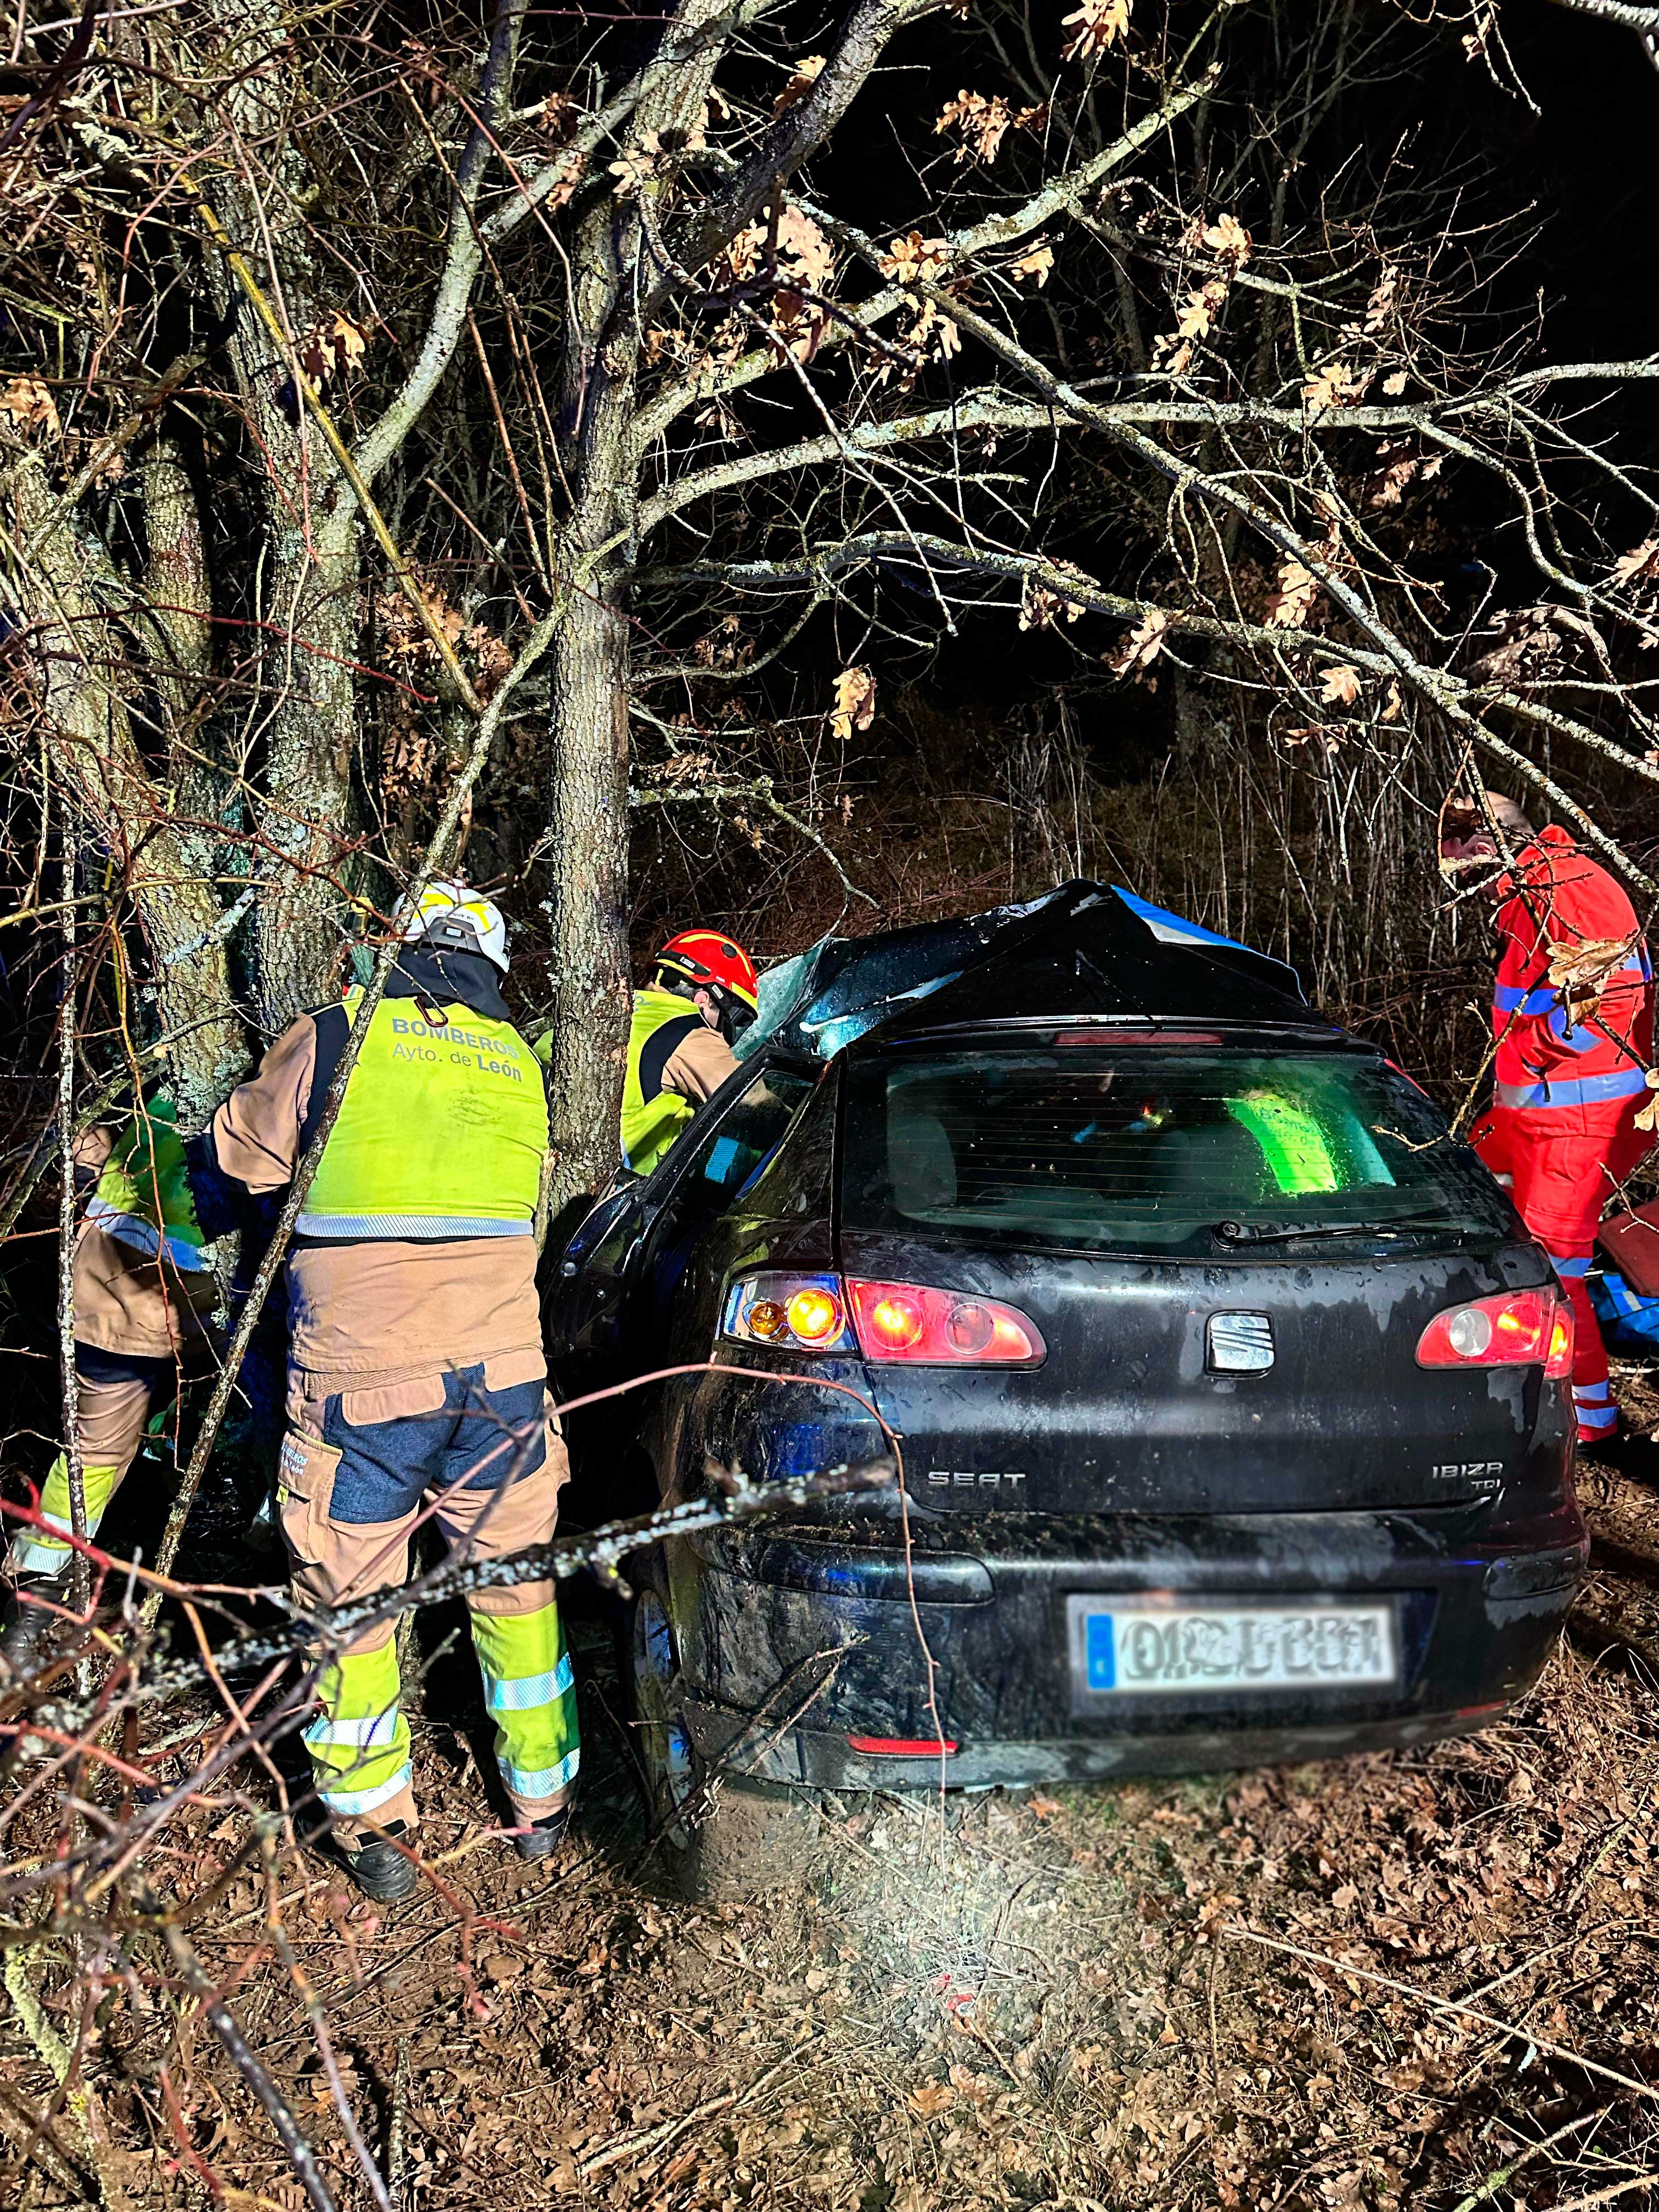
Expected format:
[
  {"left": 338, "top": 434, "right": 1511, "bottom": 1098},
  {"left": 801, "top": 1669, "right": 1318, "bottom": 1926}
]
[{"left": 1066, "top": 1595, "right": 1397, "bottom": 1696}]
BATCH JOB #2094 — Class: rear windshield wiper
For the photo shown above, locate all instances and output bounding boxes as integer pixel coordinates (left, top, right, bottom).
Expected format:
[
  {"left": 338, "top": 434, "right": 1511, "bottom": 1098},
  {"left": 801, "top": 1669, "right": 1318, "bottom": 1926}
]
[{"left": 1211, "top": 1211, "right": 1475, "bottom": 1245}]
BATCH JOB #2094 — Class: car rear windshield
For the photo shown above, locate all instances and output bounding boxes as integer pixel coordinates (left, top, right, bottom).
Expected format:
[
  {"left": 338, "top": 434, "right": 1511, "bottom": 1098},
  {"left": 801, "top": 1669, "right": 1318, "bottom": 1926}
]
[{"left": 840, "top": 1047, "right": 1511, "bottom": 1255}]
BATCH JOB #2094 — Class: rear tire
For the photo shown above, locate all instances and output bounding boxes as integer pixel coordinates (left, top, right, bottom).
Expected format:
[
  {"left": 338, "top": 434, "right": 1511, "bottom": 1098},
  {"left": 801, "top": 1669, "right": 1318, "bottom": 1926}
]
[{"left": 627, "top": 1583, "right": 816, "bottom": 1905}]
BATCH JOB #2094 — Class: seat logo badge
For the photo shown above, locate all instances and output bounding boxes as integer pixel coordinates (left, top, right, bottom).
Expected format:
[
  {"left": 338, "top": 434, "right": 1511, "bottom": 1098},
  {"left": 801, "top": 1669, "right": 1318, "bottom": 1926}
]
[
  {"left": 926, "top": 1469, "right": 1027, "bottom": 1488},
  {"left": 1207, "top": 1312, "right": 1274, "bottom": 1374}
]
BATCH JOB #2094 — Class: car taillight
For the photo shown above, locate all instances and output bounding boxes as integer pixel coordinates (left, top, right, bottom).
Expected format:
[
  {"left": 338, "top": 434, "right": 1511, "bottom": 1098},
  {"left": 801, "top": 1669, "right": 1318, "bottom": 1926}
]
[
  {"left": 723, "top": 1272, "right": 1045, "bottom": 1366},
  {"left": 845, "top": 1278, "right": 1046, "bottom": 1367},
  {"left": 1415, "top": 1288, "right": 1573, "bottom": 1380},
  {"left": 723, "top": 1272, "right": 856, "bottom": 1353}
]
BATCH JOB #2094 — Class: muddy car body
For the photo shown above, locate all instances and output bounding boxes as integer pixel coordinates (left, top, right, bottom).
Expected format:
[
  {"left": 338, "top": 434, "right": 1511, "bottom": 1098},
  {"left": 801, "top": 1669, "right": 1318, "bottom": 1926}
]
[{"left": 547, "top": 885, "right": 1587, "bottom": 1895}]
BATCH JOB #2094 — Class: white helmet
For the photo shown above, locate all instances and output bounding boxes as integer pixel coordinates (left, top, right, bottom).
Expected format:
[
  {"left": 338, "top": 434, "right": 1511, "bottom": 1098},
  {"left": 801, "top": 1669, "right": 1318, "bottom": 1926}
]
[{"left": 399, "top": 878, "right": 509, "bottom": 972}]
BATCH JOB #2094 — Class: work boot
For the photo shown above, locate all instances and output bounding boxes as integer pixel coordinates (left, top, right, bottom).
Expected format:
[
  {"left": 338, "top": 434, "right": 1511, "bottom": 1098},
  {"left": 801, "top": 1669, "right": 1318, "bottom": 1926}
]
[
  {"left": 331, "top": 1819, "right": 420, "bottom": 1903},
  {"left": 512, "top": 1798, "right": 575, "bottom": 1861},
  {"left": 1, "top": 1571, "right": 70, "bottom": 1678}
]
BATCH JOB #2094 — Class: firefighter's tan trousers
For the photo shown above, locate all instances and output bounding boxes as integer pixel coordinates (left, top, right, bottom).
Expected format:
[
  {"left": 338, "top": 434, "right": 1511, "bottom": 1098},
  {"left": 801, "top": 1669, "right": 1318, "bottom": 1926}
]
[
  {"left": 278, "top": 1361, "right": 576, "bottom": 1844},
  {"left": 6, "top": 1372, "right": 158, "bottom": 1579}
]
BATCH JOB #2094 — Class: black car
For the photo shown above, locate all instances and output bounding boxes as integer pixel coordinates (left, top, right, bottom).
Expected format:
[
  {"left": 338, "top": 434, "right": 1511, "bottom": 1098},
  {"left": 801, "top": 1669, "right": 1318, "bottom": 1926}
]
[{"left": 547, "top": 884, "right": 1587, "bottom": 1899}]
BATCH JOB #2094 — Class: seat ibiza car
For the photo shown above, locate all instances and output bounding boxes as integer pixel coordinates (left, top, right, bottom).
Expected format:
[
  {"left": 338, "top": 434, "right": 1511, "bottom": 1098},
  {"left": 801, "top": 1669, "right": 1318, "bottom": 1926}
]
[{"left": 546, "top": 885, "right": 1587, "bottom": 1898}]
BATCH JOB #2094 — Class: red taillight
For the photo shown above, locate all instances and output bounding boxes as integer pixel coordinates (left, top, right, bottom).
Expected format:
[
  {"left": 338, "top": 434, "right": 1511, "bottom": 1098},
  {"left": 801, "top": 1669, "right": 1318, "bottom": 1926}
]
[
  {"left": 844, "top": 1279, "right": 1046, "bottom": 1367},
  {"left": 847, "top": 1735, "right": 959, "bottom": 1756},
  {"left": 1415, "top": 1289, "right": 1573, "bottom": 1380}
]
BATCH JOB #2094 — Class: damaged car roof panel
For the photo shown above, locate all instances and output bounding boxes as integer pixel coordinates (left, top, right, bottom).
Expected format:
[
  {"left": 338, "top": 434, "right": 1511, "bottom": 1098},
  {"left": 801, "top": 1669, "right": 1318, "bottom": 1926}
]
[{"left": 741, "top": 879, "right": 1307, "bottom": 1063}]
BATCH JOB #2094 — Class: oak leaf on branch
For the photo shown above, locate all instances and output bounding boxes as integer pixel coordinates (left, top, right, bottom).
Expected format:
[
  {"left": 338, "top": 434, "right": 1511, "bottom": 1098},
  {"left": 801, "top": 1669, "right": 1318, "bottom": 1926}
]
[
  {"left": 0, "top": 375, "right": 59, "bottom": 436},
  {"left": 1202, "top": 212, "right": 1251, "bottom": 264},
  {"left": 1544, "top": 930, "right": 1640, "bottom": 1031},
  {"left": 1264, "top": 557, "right": 1322, "bottom": 629},
  {"left": 1611, "top": 539, "right": 1659, "bottom": 591},
  {"left": 298, "top": 314, "right": 370, "bottom": 388},
  {"left": 1062, "top": 0, "right": 1131, "bottom": 60},
  {"left": 608, "top": 130, "right": 663, "bottom": 198},
  {"left": 935, "top": 89, "right": 1014, "bottom": 162},
  {"left": 1020, "top": 571, "right": 1089, "bottom": 630},
  {"left": 772, "top": 55, "right": 826, "bottom": 118},
  {"left": 1319, "top": 664, "right": 1362, "bottom": 707},
  {"left": 1105, "top": 606, "right": 1169, "bottom": 680},
  {"left": 1008, "top": 239, "right": 1055, "bottom": 286},
  {"left": 1301, "top": 358, "right": 1365, "bottom": 411},
  {"left": 830, "top": 666, "right": 877, "bottom": 741}
]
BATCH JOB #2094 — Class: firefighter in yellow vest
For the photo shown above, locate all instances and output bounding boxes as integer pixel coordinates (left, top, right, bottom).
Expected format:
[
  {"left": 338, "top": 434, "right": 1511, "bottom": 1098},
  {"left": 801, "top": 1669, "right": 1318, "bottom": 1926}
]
[
  {"left": 616, "top": 929, "right": 761, "bottom": 1175},
  {"left": 186, "top": 882, "right": 576, "bottom": 1901},
  {"left": 2, "top": 1100, "right": 219, "bottom": 1670}
]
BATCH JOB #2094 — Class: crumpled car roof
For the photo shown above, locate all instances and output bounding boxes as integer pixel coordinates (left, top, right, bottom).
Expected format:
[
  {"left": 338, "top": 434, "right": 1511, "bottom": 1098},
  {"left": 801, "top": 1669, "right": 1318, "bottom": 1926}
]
[{"left": 739, "top": 881, "right": 1308, "bottom": 1063}]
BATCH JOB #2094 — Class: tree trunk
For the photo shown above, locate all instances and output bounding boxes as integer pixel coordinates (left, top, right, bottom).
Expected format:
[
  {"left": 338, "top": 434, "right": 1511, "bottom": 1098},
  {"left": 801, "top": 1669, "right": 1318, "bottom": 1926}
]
[
  {"left": 545, "top": 371, "right": 636, "bottom": 1205},
  {"left": 210, "top": 0, "right": 359, "bottom": 1035},
  {"left": 11, "top": 455, "right": 247, "bottom": 1126}
]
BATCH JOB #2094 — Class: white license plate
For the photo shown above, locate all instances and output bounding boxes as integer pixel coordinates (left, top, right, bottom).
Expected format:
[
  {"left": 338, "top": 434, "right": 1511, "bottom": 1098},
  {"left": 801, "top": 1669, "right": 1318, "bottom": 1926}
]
[{"left": 1067, "top": 1595, "right": 1397, "bottom": 1696}]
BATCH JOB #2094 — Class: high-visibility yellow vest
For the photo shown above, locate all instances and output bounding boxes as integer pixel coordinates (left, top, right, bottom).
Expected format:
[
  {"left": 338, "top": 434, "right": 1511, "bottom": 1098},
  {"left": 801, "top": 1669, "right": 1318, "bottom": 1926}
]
[
  {"left": 1227, "top": 1092, "right": 1340, "bottom": 1196},
  {"left": 619, "top": 987, "right": 706, "bottom": 1175},
  {"left": 298, "top": 990, "right": 548, "bottom": 1239},
  {"left": 86, "top": 1096, "right": 210, "bottom": 1271}
]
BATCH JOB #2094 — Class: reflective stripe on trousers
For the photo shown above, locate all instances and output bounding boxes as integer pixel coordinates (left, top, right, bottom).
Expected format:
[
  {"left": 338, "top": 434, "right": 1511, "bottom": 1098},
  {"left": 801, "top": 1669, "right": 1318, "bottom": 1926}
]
[
  {"left": 8, "top": 1457, "right": 123, "bottom": 1577},
  {"left": 302, "top": 1598, "right": 579, "bottom": 1824},
  {"left": 305, "top": 1634, "right": 414, "bottom": 1819},
  {"left": 469, "top": 1602, "right": 580, "bottom": 1812},
  {"left": 1546, "top": 1251, "right": 1617, "bottom": 1442}
]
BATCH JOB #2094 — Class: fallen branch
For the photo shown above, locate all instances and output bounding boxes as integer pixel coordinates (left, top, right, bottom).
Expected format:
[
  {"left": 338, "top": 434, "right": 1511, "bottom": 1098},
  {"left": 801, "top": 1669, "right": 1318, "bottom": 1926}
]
[{"left": 1225, "top": 1924, "right": 1659, "bottom": 2104}]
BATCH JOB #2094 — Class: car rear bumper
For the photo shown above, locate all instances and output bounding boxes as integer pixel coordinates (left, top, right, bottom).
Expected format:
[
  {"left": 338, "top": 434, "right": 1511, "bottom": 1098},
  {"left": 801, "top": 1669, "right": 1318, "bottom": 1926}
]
[{"left": 668, "top": 1502, "right": 1587, "bottom": 1789}]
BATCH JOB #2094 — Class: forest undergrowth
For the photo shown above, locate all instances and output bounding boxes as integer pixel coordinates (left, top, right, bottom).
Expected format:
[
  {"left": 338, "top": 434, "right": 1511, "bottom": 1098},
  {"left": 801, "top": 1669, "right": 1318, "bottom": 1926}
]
[{"left": 8, "top": 1395, "right": 1659, "bottom": 2212}]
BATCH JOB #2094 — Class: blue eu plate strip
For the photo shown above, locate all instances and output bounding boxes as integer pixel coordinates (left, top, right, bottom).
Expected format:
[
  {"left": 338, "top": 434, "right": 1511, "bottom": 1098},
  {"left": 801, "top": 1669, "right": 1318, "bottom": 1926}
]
[{"left": 1085, "top": 1613, "right": 1115, "bottom": 1691}]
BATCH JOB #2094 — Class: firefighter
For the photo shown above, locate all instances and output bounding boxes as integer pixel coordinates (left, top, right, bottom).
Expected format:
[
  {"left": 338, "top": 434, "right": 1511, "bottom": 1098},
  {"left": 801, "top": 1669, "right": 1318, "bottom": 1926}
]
[
  {"left": 1440, "top": 792, "right": 1655, "bottom": 1448},
  {"left": 2, "top": 1100, "right": 218, "bottom": 1669},
  {"left": 187, "top": 882, "right": 577, "bottom": 1901},
  {"left": 616, "top": 928, "right": 761, "bottom": 1175}
]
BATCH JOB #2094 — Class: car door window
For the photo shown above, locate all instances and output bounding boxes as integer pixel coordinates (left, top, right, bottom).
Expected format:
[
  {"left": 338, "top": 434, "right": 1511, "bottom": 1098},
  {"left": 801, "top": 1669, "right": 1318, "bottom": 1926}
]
[{"left": 643, "top": 1063, "right": 817, "bottom": 1279}]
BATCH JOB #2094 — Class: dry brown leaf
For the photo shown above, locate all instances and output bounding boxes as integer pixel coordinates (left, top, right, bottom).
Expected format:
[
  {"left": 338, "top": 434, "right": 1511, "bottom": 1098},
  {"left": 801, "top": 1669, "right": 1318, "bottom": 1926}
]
[
  {"left": 1265, "top": 556, "right": 1321, "bottom": 629},
  {"left": 1105, "top": 606, "right": 1170, "bottom": 680},
  {"left": 880, "top": 230, "right": 949, "bottom": 287},
  {"left": 935, "top": 88, "right": 1014, "bottom": 162},
  {"left": 1544, "top": 930, "right": 1639, "bottom": 1029},
  {"left": 297, "top": 314, "right": 369, "bottom": 388},
  {"left": 907, "top": 2081, "right": 955, "bottom": 2117},
  {"left": 1176, "top": 277, "right": 1229, "bottom": 341},
  {"left": 542, "top": 147, "right": 586, "bottom": 210},
  {"left": 772, "top": 54, "right": 826, "bottom": 117},
  {"left": 1320, "top": 664, "right": 1362, "bottom": 707},
  {"left": 0, "top": 375, "right": 58, "bottom": 436},
  {"left": 1008, "top": 239, "right": 1054, "bottom": 287},
  {"left": 607, "top": 130, "right": 663, "bottom": 198},
  {"left": 830, "top": 665, "right": 876, "bottom": 741},
  {"left": 537, "top": 89, "right": 578, "bottom": 143},
  {"left": 1381, "top": 369, "right": 1408, "bottom": 396},
  {"left": 1203, "top": 211, "right": 1251, "bottom": 263},
  {"left": 1062, "top": 0, "right": 1131, "bottom": 60},
  {"left": 1302, "top": 358, "right": 1365, "bottom": 410},
  {"left": 1019, "top": 573, "right": 1088, "bottom": 630},
  {"left": 1612, "top": 538, "right": 1659, "bottom": 589}
]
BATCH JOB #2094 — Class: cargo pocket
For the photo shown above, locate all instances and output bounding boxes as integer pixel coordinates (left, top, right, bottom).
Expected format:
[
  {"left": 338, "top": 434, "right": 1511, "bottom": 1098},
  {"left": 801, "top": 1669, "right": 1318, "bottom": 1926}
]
[
  {"left": 482, "top": 1348, "right": 546, "bottom": 1393},
  {"left": 276, "top": 1425, "right": 343, "bottom": 1577},
  {"left": 338, "top": 1373, "right": 448, "bottom": 1429}
]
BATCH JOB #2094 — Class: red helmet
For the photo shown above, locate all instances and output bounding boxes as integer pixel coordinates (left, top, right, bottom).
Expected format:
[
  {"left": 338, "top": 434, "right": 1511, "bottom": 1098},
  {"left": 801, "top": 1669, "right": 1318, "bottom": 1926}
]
[{"left": 657, "top": 927, "right": 760, "bottom": 1011}]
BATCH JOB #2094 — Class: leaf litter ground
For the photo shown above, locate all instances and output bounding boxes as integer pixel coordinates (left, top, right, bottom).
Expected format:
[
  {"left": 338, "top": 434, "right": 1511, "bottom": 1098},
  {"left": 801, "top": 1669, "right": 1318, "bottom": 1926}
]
[{"left": 13, "top": 1389, "right": 1659, "bottom": 2210}]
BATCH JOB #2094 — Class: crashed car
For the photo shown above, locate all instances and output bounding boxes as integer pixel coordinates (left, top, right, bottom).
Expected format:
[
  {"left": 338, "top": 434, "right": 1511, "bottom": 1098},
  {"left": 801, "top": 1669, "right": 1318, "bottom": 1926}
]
[{"left": 546, "top": 883, "right": 1587, "bottom": 1899}]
